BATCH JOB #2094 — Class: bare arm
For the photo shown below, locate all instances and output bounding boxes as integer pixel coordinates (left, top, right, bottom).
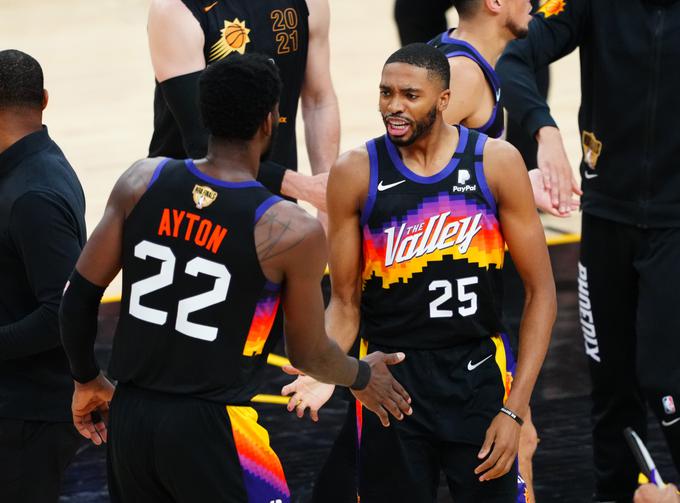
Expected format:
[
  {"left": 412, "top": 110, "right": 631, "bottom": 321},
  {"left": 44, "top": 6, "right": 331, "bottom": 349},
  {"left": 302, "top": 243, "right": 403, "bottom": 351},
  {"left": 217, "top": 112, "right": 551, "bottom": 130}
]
[
  {"left": 324, "top": 147, "right": 369, "bottom": 351},
  {"left": 486, "top": 140, "right": 556, "bottom": 419},
  {"left": 148, "top": 0, "right": 205, "bottom": 82},
  {"left": 301, "top": 0, "right": 340, "bottom": 177},
  {"left": 474, "top": 140, "right": 556, "bottom": 481}
]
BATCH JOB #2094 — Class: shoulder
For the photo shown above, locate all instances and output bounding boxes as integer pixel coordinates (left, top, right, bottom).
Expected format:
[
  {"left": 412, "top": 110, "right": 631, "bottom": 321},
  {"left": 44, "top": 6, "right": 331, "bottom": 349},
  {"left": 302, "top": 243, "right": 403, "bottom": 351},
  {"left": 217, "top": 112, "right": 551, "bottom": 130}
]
[
  {"left": 329, "top": 145, "right": 370, "bottom": 197},
  {"left": 111, "top": 157, "right": 168, "bottom": 217},
  {"left": 482, "top": 138, "right": 528, "bottom": 197},
  {"left": 449, "top": 56, "right": 486, "bottom": 89},
  {"left": 332, "top": 144, "right": 369, "bottom": 176},
  {"left": 255, "top": 199, "right": 325, "bottom": 263}
]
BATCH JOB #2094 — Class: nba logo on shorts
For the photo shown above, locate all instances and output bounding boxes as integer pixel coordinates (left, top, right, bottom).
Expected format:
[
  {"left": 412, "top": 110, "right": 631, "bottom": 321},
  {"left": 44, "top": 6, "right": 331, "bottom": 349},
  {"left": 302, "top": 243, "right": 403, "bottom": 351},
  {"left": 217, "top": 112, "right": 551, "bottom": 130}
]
[
  {"left": 663, "top": 395, "right": 676, "bottom": 415},
  {"left": 457, "top": 169, "right": 470, "bottom": 185}
]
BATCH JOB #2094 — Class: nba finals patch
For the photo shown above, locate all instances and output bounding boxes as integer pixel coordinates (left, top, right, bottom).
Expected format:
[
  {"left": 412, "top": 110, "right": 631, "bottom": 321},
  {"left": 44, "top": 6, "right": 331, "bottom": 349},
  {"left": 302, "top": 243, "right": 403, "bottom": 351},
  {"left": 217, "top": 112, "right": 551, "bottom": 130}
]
[
  {"left": 538, "top": 0, "right": 566, "bottom": 18},
  {"left": 582, "top": 131, "right": 602, "bottom": 170},
  {"left": 209, "top": 18, "right": 251, "bottom": 62},
  {"left": 193, "top": 185, "right": 218, "bottom": 210}
]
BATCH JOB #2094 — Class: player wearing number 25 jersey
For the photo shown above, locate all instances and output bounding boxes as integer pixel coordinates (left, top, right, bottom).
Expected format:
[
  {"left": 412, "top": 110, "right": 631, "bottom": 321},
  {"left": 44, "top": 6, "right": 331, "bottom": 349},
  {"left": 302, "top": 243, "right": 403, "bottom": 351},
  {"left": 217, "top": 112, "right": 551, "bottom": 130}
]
[
  {"left": 284, "top": 44, "right": 556, "bottom": 503},
  {"left": 59, "top": 54, "right": 412, "bottom": 503}
]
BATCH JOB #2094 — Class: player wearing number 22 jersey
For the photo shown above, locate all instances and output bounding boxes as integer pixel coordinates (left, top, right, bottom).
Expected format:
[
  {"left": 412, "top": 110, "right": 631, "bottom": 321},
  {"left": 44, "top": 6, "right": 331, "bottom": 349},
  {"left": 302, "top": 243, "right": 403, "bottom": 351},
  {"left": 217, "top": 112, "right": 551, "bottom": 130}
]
[{"left": 59, "top": 54, "right": 413, "bottom": 503}]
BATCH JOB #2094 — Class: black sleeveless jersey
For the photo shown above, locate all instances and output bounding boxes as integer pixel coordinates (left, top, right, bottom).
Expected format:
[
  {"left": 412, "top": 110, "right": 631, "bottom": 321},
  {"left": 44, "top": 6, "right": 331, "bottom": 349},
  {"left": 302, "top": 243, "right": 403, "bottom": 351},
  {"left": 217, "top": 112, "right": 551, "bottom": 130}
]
[
  {"left": 360, "top": 126, "right": 505, "bottom": 349},
  {"left": 109, "top": 159, "right": 284, "bottom": 404},
  {"left": 149, "top": 0, "right": 309, "bottom": 170},
  {"left": 429, "top": 31, "right": 504, "bottom": 139}
]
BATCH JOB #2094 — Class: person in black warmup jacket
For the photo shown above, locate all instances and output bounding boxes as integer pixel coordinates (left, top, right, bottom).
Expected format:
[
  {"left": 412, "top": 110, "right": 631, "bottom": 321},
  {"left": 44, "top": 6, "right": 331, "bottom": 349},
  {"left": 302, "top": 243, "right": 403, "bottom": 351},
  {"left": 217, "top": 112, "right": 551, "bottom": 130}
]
[{"left": 0, "top": 49, "right": 87, "bottom": 503}]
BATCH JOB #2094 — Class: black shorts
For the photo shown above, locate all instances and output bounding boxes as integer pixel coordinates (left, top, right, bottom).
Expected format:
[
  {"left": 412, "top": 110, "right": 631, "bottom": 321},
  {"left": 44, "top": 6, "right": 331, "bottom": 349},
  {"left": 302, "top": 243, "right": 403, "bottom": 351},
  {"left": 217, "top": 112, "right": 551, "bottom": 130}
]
[
  {"left": 108, "top": 384, "right": 290, "bottom": 503},
  {"left": 354, "top": 336, "right": 518, "bottom": 503}
]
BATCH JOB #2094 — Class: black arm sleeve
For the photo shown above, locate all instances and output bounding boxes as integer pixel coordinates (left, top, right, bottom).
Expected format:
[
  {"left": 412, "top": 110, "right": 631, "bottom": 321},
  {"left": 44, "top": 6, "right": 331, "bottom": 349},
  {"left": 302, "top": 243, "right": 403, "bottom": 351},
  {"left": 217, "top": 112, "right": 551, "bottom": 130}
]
[
  {"left": 160, "top": 71, "right": 209, "bottom": 158},
  {"left": 497, "top": 0, "right": 589, "bottom": 137},
  {"left": 0, "top": 192, "right": 83, "bottom": 360},
  {"left": 257, "top": 160, "right": 288, "bottom": 196},
  {"left": 59, "top": 269, "right": 105, "bottom": 383}
]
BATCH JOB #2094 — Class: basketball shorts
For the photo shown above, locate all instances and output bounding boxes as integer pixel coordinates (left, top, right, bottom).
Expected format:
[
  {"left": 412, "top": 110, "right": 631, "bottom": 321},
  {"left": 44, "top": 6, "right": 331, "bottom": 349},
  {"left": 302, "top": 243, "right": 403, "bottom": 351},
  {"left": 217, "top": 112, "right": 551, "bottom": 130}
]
[
  {"left": 108, "top": 384, "right": 290, "bottom": 503},
  {"left": 354, "top": 335, "right": 518, "bottom": 503}
]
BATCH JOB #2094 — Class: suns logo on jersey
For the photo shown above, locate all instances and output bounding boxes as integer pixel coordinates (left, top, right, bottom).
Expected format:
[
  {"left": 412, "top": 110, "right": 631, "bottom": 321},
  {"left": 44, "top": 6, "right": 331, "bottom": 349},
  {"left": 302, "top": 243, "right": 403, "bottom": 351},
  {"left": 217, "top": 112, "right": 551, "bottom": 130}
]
[
  {"left": 537, "top": 0, "right": 566, "bottom": 18},
  {"left": 209, "top": 18, "right": 251, "bottom": 62},
  {"left": 192, "top": 184, "right": 218, "bottom": 209}
]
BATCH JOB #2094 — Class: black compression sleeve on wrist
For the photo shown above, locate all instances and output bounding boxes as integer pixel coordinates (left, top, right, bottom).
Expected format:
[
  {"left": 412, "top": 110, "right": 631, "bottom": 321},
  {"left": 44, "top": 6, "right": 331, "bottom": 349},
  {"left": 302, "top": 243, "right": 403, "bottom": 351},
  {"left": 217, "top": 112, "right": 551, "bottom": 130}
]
[
  {"left": 350, "top": 359, "right": 372, "bottom": 391},
  {"left": 59, "top": 270, "right": 105, "bottom": 383},
  {"left": 257, "top": 160, "right": 288, "bottom": 196},
  {"left": 159, "top": 71, "right": 209, "bottom": 158}
]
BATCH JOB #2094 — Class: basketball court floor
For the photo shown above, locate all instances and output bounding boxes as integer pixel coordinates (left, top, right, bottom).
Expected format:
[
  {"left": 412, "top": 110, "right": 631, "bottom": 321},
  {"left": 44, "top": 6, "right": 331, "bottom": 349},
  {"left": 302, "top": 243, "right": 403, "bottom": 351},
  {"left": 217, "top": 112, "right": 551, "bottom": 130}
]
[{"left": 3, "top": 0, "right": 677, "bottom": 501}]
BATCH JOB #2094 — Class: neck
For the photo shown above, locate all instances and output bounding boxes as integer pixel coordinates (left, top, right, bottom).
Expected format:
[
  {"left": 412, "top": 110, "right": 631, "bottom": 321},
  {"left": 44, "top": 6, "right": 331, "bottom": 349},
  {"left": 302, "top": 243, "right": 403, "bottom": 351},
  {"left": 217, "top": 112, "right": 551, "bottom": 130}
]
[
  {"left": 453, "top": 17, "right": 513, "bottom": 68},
  {"left": 202, "top": 137, "right": 261, "bottom": 182},
  {"left": 397, "top": 119, "right": 456, "bottom": 167},
  {"left": 0, "top": 109, "right": 43, "bottom": 154}
]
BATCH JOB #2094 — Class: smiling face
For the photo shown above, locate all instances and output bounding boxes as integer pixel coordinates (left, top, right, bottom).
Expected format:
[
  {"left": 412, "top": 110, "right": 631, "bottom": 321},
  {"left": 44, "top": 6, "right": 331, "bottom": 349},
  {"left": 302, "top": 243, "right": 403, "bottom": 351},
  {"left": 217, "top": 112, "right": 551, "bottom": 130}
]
[{"left": 379, "top": 62, "right": 449, "bottom": 147}]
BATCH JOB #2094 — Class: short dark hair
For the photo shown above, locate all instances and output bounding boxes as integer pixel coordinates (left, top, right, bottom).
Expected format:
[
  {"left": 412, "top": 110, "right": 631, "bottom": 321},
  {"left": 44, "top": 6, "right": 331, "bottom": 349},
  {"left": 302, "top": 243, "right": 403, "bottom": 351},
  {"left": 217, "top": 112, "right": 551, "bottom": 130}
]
[
  {"left": 199, "top": 53, "right": 282, "bottom": 141},
  {"left": 0, "top": 50, "right": 44, "bottom": 110},
  {"left": 452, "top": 0, "right": 481, "bottom": 18},
  {"left": 384, "top": 43, "right": 450, "bottom": 90}
]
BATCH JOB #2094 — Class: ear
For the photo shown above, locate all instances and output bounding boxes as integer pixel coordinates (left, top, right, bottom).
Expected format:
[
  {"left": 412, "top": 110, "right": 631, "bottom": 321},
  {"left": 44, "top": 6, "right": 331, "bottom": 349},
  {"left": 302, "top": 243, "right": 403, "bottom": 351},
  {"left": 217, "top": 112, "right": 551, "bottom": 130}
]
[
  {"left": 438, "top": 88, "right": 451, "bottom": 112},
  {"left": 484, "top": 0, "right": 503, "bottom": 15},
  {"left": 262, "top": 111, "right": 274, "bottom": 137},
  {"left": 42, "top": 89, "right": 49, "bottom": 110}
]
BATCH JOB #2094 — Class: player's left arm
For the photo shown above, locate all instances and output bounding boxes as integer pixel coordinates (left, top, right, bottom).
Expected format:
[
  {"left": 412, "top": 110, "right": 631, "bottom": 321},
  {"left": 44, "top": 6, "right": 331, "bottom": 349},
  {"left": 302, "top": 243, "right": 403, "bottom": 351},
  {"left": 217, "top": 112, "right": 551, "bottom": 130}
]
[
  {"left": 475, "top": 139, "right": 557, "bottom": 481},
  {"left": 59, "top": 158, "right": 163, "bottom": 445}
]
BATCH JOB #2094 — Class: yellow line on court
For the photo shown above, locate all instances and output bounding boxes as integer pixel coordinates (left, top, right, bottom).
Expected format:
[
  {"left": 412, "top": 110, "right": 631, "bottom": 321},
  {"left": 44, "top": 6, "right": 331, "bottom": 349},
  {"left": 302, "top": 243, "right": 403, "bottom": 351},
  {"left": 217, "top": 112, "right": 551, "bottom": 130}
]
[
  {"left": 251, "top": 394, "right": 290, "bottom": 405},
  {"left": 546, "top": 233, "right": 580, "bottom": 246}
]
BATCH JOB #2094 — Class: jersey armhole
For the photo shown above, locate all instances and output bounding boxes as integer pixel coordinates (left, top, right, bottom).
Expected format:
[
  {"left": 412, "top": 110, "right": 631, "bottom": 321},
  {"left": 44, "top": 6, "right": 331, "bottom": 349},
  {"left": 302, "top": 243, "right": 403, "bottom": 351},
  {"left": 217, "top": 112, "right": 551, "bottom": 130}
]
[
  {"left": 359, "top": 140, "right": 379, "bottom": 227},
  {"left": 147, "top": 158, "right": 171, "bottom": 189},
  {"left": 473, "top": 134, "right": 498, "bottom": 215},
  {"left": 254, "top": 195, "right": 284, "bottom": 225}
]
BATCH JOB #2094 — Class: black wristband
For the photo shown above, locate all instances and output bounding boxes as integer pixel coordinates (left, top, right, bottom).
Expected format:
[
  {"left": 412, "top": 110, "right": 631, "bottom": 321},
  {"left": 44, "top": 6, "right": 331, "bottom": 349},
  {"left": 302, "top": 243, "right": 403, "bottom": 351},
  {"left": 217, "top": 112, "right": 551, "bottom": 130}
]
[
  {"left": 500, "top": 406, "right": 524, "bottom": 426},
  {"left": 257, "top": 160, "right": 288, "bottom": 196},
  {"left": 350, "top": 359, "right": 371, "bottom": 391}
]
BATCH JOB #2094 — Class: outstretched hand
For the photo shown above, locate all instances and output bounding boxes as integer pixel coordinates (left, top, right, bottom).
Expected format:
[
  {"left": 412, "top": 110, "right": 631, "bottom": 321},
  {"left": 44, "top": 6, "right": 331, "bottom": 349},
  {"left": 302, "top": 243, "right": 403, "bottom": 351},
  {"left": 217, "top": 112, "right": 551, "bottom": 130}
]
[
  {"left": 535, "top": 126, "right": 582, "bottom": 216},
  {"left": 72, "top": 372, "right": 115, "bottom": 446},
  {"left": 351, "top": 351, "right": 412, "bottom": 427},
  {"left": 281, "top": 366, "right": 335, "bottom": 422},
  {"left": 529, "top": 168, "right": 580, "bottom": 217}
]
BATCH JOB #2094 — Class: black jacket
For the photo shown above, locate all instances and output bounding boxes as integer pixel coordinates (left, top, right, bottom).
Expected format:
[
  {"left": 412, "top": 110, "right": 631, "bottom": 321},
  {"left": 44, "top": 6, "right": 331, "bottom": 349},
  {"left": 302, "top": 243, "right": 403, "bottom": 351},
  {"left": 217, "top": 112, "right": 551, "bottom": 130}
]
[
  {"left": 0, "top": 127, "right": 86, "bottom": 422},
  {"left": 497, "top": 0, "right": 680, "bottom": 228}
]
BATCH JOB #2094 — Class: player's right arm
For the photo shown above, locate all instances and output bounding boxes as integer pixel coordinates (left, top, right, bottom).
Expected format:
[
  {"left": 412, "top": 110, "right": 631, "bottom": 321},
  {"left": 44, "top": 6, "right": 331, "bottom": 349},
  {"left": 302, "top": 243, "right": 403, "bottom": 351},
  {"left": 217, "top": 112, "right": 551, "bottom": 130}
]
[
  {"left": 59, "top": 158, "right": 164, "bottom": 445},
  {"left": 497, "top": 0, "right": 589, "bottom": 214},
  {"left": 280, "top": 147, "right": 370, "bottom": 420},
  {"left": 257, "top": 200, "right": 411, "bottom": 426},
  {"left": 442, "top": 57, "right": 486, "bottom": 127}
]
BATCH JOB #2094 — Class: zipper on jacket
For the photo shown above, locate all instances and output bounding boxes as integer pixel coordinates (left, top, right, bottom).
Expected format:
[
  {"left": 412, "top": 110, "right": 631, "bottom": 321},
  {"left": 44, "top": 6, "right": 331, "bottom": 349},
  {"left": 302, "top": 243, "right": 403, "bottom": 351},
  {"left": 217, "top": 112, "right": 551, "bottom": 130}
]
[{"left": 640, "top": 8, "right": 665, "bottom": 228}]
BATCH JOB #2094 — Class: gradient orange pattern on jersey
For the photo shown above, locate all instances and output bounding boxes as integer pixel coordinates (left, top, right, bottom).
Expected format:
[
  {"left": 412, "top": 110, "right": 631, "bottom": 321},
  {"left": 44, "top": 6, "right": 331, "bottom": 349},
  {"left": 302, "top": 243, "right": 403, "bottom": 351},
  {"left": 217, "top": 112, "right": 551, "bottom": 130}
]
[
  {"left": 362, "top": 192, "right": 504, "bottom": 289},
  {"left": 243, "top": 283, "right": 280, "bottom": 357},
  {"left": 227, "top": 406, "right": 290, "bottom": 502}
]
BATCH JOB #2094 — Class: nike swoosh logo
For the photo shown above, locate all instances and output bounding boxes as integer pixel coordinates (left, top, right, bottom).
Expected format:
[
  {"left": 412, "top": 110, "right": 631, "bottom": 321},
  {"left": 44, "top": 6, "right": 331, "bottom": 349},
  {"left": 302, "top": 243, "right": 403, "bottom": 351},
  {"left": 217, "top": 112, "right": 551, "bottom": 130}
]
[
  {"left": 467, "top": 354, "right": 493, "bottom": 371},
  {"left": 204, "top": 1, "right": 218, "bottom": 12},
  {"left": 377, "top": 180, "right": 406, "bottom": 191},
  {"left": 662, "top": 417, "right": 680, "bottom": 427},
  {"left": 584, "top": 171, "right": 598, "bottom": 179},
  {"left": 495, "top": 89, "right": 501, "bottom": 101}
]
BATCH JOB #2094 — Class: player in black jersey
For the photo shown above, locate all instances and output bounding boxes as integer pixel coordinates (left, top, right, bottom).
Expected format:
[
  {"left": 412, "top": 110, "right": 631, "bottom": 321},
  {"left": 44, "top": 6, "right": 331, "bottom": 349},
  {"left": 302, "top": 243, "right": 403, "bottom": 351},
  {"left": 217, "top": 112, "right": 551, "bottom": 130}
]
[
  {"left": 147, "top": 0, "right": 338, "bottom": 216},
  {"left": 284, "top": 43, "right": 556, "bottom": 502},
  {"left": 59, "top": 54, "right": 412, "bottom": 503}
]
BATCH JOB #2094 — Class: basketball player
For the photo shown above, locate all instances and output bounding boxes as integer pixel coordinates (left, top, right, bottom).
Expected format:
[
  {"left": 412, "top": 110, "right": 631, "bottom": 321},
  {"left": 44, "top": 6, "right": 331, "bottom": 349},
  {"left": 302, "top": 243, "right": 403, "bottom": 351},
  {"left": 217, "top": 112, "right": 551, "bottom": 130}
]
[
  {"left": 147, "top": 0, "right": 338, "bottom": 214},
  {"left": 429, "top": 0, "right": 579, "bottom": 217},
  {"left": 498, "top": 1, "right": 680, "bottom": 500},
  {"left": 284, "top": 43, "right": 556, "bottom": 502},
  {"left": 59, "top": 54, "right": 411, "bottom": 503}
]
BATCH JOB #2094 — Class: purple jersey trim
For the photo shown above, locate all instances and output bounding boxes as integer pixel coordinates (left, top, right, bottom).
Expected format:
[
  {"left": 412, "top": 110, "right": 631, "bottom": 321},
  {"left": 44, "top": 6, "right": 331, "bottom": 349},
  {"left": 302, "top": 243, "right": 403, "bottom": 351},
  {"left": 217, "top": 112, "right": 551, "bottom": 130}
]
[
  {"left": 147, "top": 158, "right": 171, "bottom": 188},
  {"left": 184, "top": 159, "right": 263, "bottom": 188},
  {"left": 384, "top": 126, "right": 469, "bottom": 184},
  {"left": 360, "top": 140, "right": 379, "bottom": 226},
  {"left": 473, "top": 133, "right": 497, "bottom": 215},
  {"left": 263, "top": 280, "right": 282, "bottom": 291},
  {"left": 441, "top": 32, "right": 501, "bottom": 90},
  {"left": 254, "top": 195, "right": 283, "bottom": 225}
]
